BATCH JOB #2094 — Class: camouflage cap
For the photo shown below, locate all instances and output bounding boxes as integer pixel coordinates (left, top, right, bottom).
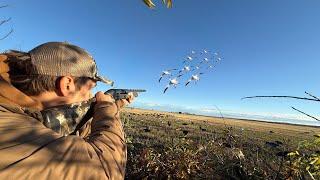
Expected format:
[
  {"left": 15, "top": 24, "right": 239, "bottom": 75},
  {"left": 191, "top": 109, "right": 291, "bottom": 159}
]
[{"left": 28, "top": 42, "right": 114, "bottom": 85}]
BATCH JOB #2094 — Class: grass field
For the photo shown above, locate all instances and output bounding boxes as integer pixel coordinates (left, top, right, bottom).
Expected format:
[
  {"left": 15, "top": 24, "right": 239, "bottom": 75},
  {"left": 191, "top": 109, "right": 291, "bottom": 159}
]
[{"left": 121, "top": 108, "right": 320, "bottom": 179}]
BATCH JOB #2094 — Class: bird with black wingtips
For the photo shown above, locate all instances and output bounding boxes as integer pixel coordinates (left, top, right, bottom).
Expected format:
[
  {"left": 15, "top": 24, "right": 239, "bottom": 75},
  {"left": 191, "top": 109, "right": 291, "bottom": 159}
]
[
  {"left": 185, "top": 73, "right": 204, "bottom": 86},
  {"left": 200, "top": 57, "right": 212, "bottom": 65},
  {"left": 201, "top": 49, "right": 210, "bottom": 54},
  {"left": 158, "top": 68, "right": 177, "bottom": 83},
  {"left": 164, "top": 77, "right": 179, "bottom": 93},
  {"left": 178, "top": 65, "right": 191, "bottom": 74},
  {"left": 206, "top": 64, "right": 214, "bottom": 70},
  {"left": 182, "top": 55, "right": 193, "bottom": 64}
]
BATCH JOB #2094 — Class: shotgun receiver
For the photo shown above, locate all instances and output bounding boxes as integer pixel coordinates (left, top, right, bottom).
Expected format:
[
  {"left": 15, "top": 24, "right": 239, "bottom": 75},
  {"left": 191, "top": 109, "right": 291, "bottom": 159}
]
[{"left": 106, "top": 89, "right": 146, "bottom": 100}]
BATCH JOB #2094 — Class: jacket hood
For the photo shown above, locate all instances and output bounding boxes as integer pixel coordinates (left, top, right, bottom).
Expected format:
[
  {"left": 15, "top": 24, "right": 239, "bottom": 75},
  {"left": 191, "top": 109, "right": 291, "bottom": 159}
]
[{"left": 0, "top": 54, "right": 43, "bottom": 110}]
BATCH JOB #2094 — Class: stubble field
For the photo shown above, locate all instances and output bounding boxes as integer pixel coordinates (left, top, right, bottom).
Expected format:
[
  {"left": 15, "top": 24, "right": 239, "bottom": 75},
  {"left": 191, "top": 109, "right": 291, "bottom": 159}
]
[{"left": 121, "top": 108, "right": 320, "bottom": 179}]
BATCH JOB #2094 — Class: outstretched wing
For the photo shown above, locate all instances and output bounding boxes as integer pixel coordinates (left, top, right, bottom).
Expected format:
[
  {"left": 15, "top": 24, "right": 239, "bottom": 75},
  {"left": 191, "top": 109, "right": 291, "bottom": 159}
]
[
  {"left": 207, "top": 65, "right": 214, "bottom": 70},
  {"left": 185, "top": 81, "right": 191, "bottom": 86},
  {"left": 182, "top": 60, "right": 189, "bottom": 64},
  {"left": 158, "top": 76, "right": 163, "bottom": 83},
  {"left": 167, "top": 68, "right": 177, "bottom": 71},
  {"left": 215, "top": 57, "right": 222, "bottom": 62},
  {"left": 163, "top": 87, "right": 169, "bottom": 93}
]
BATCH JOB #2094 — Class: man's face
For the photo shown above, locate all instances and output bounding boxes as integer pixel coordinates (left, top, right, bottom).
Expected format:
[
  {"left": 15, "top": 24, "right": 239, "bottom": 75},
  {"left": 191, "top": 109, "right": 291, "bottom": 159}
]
[
  {"left": 35, "top": 77, "right": 98, "bottom": 109},
  {"left": 69, "top": 79, "right": 97, "bottom": 103}
]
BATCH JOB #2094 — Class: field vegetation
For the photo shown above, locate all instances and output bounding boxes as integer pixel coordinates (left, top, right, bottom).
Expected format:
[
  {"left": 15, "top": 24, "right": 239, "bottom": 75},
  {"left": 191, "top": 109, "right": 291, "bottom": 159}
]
[{"left": 122, "top": 108, "right": 320, "bottom": 179}]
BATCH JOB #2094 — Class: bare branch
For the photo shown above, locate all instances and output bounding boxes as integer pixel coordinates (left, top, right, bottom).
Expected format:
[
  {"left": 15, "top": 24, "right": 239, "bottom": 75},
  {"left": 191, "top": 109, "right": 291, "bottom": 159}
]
[
  {"left": 243, "top": 92, "right": 320, "bottom": 123},
  {"left": 0, "top": 4, "right": 13, "bottom": 40},
  {"left": 304, "top": 91, "right": 320, "bottom": 101},
  {"left": 0, "top": 5, "right": 8, "bottom": 9},
  {"left": 242, "top": 95, "right": 320, "bottom": 102},
  {"left": 291, "top": 106, "right": 320, "bottom": 122},
  {"left": 0, "top": 17, "right": 11, "bottom": 26},
  {"left": 0, "top": 28, "right": 13, "bottom": 40}
]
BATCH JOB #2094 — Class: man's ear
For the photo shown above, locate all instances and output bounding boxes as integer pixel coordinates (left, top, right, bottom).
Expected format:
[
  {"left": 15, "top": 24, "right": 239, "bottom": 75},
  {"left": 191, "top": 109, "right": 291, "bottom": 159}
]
[{"left": 57, "top": 76, "right": 76, "bottom": 97}]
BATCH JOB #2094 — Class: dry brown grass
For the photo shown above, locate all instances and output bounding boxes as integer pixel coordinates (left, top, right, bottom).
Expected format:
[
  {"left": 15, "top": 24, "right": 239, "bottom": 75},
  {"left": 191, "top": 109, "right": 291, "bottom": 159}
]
[
  {"left": 123, "top": 108, "right": 320, "bottom": 136},
  {"left": 122, "top": 108, "right": 320, "bottom": 179}
]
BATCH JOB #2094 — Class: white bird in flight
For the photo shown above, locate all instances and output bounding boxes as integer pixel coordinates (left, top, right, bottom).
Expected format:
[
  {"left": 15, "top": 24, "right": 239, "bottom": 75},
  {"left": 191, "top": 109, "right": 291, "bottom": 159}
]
[
  {"left": 200, "top": 57, "right": 211, "bottom": 64},
  {"left": 179, "top": 66, "right": 191, "bottom": 74},
  {"left": 207, "top": 65, "right": 214, "bottom": 69},
  {"left": 191, "top": 65, "right": 200, "bottom": 72},
  {"left": 216, "top": 57, "right": 222, "bottom": 62},
  {"left": 201, "top": 49, "right": 210, "bottom": 54},
  {"left": 158, "top": 69, "right": 177, "bottom": 83},
  {"left": 164, "top": 78, "right": 179, "bottom": 93},
  {"left": 185, "top": 73, "right": 204, "bottom": 86},
  {"left": 183, "top": 56, "right": 193, "bottom": 64}
]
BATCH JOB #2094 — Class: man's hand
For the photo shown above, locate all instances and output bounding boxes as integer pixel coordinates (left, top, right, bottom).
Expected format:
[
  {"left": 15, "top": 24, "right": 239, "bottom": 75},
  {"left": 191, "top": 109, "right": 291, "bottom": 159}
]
[
  {"left": 93, "top": 91, "right": 134, "bottom": 122},
  {"left": 93, "top": 91, "right": 117, "bottom": 120},
  {"left": 115, "top": 92, "right": 135, "bottom": 109},
  {"left": 95, "top": 91, "right": 115, "bottom": 103},
  {"left": 95, "top": 91, "right": 134, "bottom": 109}
]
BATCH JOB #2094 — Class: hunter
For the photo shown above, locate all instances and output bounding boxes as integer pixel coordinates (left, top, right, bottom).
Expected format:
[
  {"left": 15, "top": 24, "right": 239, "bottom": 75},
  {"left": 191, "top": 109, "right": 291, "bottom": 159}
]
[{"left": 0, "top": 42, "right": 132, "bottom": 179}]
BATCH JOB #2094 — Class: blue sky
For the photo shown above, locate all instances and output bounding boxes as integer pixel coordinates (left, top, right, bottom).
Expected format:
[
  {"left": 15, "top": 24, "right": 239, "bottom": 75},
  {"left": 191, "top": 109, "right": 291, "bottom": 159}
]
[{"left": 1, "top": 0, "right": 320, "bottom": 125}]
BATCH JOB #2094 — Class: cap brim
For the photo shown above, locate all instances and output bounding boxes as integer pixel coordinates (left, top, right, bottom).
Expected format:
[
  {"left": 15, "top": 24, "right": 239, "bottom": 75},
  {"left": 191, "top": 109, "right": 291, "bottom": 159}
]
[{"left": 95, "top": 75, "right": 114, "bottom": 86}]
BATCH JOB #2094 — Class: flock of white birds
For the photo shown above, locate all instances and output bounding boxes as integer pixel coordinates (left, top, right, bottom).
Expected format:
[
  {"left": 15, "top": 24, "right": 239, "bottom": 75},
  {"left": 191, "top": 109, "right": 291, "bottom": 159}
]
[{"left": 159, "top": 49, "right": 222, "bottom": 93}]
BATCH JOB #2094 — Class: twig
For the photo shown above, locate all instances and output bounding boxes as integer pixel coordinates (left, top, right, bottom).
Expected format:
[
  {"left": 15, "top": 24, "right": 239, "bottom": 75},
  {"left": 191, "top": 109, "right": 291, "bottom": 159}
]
[
  {"left": 242, "top": 95, "right": 320, "bottom": 102},
  {"left": 305, "top": 91, "right": 320, "bottom": 101},
  {"left": 0, "top": 5, "right": 9, "bottom": 9},
  {"left": 307, "top": 169, "right": 316, "bottom": 180},
  {"left": 0, "top": 5, "right": 13, "bottom": 41},
  {"left": 0, "top": 28, "right": 13, "bottom": 40},
  {"left": 291, "top": 107, "right": 320, "bottom": 122},
  {"left": 214, "top": 105, "right": 228, "bottom": 128},
  {"left": 0, "top": 17, "right": 11, "bottom": 26}
]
